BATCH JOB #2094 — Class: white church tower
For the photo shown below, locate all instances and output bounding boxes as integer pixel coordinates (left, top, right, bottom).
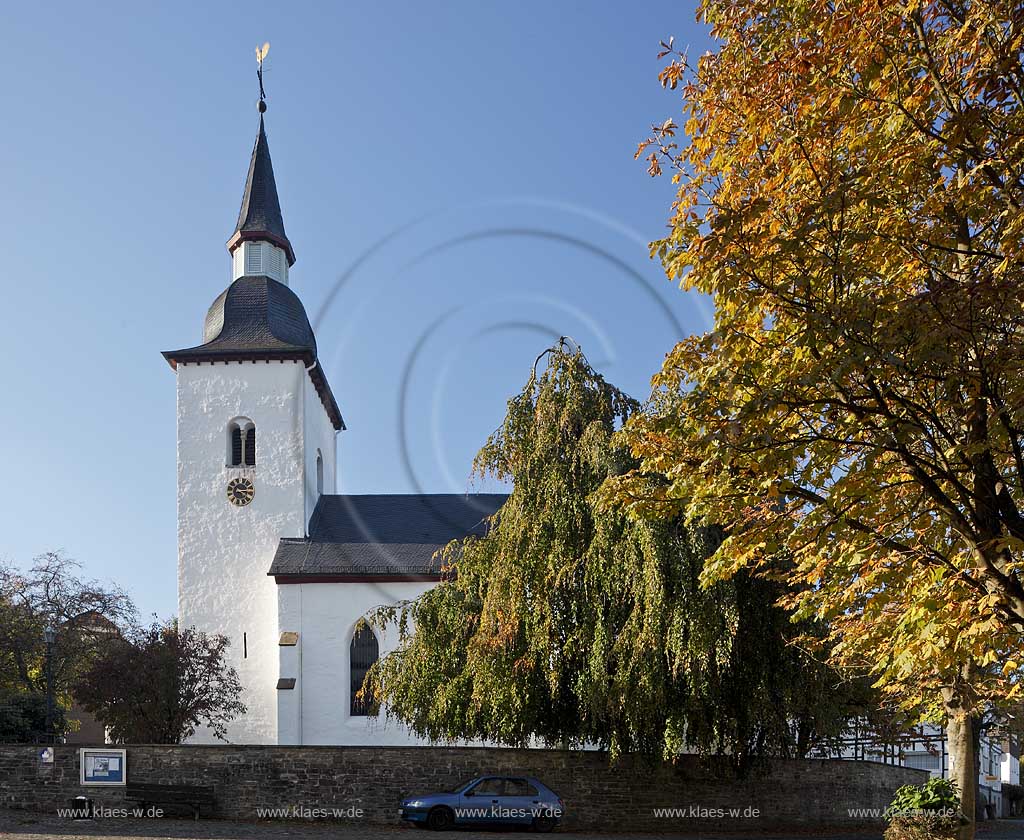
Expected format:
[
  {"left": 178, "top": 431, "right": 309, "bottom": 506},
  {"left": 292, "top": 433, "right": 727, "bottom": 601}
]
[{"left": 162, "top": 96, "right": 344, "bottom": 744}]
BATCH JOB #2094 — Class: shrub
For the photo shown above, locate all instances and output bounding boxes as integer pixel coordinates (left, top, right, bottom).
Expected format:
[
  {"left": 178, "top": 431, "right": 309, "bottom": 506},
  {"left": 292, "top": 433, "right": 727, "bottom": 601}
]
[
  {"left": 0, "top": 692, "right": 65, "bottom": 743},
  {"left": 1004, "top": 783, "right": 1023, "bottom": 818},
  {"left": 883, "top": 778, "right": 965, "bottom": 840}
]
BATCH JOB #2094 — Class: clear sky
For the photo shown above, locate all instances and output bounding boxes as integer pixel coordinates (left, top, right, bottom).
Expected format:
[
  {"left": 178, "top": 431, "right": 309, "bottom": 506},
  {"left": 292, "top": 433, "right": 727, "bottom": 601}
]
[{"left": 0, "top": 2, "right": 713, "bottom": 619}]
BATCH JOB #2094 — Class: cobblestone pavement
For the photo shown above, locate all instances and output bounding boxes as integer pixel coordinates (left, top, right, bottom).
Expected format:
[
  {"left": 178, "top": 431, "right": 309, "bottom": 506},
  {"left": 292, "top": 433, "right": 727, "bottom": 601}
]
[{"left": 1, "top": 811, "right": 1022, "bottom": 840}]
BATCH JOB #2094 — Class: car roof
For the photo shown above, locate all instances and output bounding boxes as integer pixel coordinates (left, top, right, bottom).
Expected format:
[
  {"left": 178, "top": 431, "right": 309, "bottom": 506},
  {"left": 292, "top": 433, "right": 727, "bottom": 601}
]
[{"left": 475, "top": 775, "right": 550, "bottom": 786}]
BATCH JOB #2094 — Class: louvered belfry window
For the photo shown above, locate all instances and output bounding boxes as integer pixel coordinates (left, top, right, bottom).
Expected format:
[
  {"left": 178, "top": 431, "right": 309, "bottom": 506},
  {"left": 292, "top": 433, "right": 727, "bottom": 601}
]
[
  {"left": 228, "top": 420, "right": 256, "bottom": 467},
  {"left": 350, "top": 624, "right": 380, "bottom": 717},
  {"left": 267, "top": 245, "right": 282, "bottom": 278},
  {"left": 231, "top": 427, "right": 243, "bottom": 466},
  {"left": 245, "top": 242, "right": 262, "bottom": 275},
  {"left": 244, "top": 426, "right": 256, "bottom": 466}
]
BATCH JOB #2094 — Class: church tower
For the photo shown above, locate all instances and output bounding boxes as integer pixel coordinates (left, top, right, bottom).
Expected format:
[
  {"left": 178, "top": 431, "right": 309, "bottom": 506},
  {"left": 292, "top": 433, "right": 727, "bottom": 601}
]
[{"left": 163, "top": 98, "right": 344, "bottom": 744}]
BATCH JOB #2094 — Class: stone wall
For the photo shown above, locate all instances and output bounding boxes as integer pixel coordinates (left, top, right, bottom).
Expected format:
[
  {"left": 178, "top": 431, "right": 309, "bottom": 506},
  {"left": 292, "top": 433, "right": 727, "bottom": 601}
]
[{"left": 0, "top": 744, "right": 927, "bottom": 831}]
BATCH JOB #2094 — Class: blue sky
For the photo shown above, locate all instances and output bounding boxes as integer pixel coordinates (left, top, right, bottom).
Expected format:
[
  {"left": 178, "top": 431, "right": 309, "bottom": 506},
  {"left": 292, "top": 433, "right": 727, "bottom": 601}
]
[{"left": 0, "top": 2, "right": 713, "bottom": 619}]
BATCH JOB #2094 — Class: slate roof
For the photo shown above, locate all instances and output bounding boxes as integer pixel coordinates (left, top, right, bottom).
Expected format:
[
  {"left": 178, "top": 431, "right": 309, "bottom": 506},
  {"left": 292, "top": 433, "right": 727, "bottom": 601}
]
[
  {"left": 161, "top": 275, "right": 344, "bottom": 431},
  {"left": 227, "top": 115, "right": 295, "bottom": 265},
  {"left": 166, "top": 275, "right": 316, "bottom": 358},
  {"left": 270, "top": 493, "right": 509, "bottom": 579}
]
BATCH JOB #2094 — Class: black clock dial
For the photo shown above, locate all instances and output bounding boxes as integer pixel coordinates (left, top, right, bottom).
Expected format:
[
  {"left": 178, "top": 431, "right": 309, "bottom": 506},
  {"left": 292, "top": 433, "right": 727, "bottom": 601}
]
[{"left": 227, "top": 477, "right": 255, "bottom": 507}]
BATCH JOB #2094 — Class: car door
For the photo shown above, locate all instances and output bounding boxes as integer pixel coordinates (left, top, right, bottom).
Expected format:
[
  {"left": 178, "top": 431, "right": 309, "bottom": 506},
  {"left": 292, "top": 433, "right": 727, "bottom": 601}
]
[
  {"left": 502, "top": 777, "right": 541, "bottom": 826},
  {"left": 462, "top": 777, "right": 507, "bottom": 825}
]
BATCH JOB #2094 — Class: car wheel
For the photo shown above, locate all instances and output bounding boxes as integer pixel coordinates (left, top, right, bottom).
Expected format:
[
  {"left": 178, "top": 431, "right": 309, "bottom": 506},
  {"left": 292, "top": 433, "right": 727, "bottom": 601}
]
[
  {"left": 426, "top": 806, "right": 456, "bottom": 831},
  {"left": 532, "top": 815, "right": 557, "bottom": 833}
]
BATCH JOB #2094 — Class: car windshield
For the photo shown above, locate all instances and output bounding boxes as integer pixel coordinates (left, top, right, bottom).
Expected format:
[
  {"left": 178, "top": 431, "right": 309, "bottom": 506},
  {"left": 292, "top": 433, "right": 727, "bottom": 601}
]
[{"left": 450, "top": 778, "right": 478, "bottom": 794}]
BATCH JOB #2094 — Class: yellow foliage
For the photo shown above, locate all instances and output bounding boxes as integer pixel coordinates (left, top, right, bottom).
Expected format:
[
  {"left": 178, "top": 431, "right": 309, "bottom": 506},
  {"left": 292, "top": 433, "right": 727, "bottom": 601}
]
[{"left": 619, "top": 0, "right": 1024, "bottom": 715}]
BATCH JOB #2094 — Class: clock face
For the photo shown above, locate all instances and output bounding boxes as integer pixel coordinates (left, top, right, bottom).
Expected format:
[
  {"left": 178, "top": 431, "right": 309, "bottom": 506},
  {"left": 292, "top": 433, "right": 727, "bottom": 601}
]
[{"left": 227, "top": 477, "right": 255, "bottom": 507}]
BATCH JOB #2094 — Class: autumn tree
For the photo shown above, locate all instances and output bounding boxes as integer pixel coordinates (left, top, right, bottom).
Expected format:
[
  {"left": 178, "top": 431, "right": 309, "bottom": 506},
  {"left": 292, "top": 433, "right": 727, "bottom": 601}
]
[
  {"left": 73, "top": 620, "right": 245, "bottom": 743},
  {"left": 367, "top": 343, "right": 872, "bottom": 765},
  {"left": 621, "top": 2, "right": 1024, "bottom": 835}
]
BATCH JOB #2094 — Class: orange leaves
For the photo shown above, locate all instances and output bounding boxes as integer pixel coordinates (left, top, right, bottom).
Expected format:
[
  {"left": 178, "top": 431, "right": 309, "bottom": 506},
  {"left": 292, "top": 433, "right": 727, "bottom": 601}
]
[
  {"left": 635, "top": 118, "right": 680, "bottom": 178},
  {"left": 658, "top": 60, "right": 686, "bottom": 90},
  {"left": 622, "top": 0, "right": 1024, "bottom": 716},
  {"left": 633, "top": 139, "right": 653, "bottom": 161}
]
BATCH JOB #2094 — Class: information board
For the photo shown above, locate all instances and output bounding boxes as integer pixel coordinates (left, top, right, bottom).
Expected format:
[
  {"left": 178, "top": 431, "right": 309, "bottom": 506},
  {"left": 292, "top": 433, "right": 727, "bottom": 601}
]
[{"left": 79, "top": 748, "right": 126, "bottom": 786}]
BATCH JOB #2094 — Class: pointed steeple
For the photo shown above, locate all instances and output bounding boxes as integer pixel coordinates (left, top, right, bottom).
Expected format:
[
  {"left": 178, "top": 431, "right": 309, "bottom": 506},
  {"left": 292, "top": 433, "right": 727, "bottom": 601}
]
[{"left": 227, "top": 114, "right": 296, "bottom": 267}]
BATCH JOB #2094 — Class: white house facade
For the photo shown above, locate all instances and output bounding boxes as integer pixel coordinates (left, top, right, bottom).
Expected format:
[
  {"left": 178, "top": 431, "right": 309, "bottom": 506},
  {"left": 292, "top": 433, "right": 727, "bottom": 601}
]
[
  {"left": 831, "top": 721, "right": 1021, "bottom": 818},
  {"left": 901, "top": 726, "right": 1020, "bottom": 819},
  {"left": 164, "top": 103, "right": 504, "bottom": 746}
]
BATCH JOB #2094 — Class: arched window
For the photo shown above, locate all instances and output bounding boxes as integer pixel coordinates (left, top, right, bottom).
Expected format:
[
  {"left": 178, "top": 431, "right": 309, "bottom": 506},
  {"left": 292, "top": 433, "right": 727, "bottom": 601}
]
[
  {"left": 316, "top": 450, "right": 324, "bottom": 496},
  {"left": 350, "top": 624, "right": 379, "bottom": 717},
  {"left": 227, "top": 419, "right": 256, "bottom": 467}
]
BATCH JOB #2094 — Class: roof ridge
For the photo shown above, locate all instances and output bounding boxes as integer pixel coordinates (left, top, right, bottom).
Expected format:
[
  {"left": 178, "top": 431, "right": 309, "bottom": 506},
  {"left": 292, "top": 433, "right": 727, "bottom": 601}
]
[
  {"left": 269, "top": 493, "right": 507, "bottom": 578},
  {"left": 317, "top": 492, "right": 510, "bottom": 497}
]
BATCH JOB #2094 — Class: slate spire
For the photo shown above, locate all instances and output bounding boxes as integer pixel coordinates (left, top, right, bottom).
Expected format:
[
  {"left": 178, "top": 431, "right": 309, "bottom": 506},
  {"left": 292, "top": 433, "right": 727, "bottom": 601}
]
[{"left": 227, "top": 114, "right": 296, "bottom": 266}]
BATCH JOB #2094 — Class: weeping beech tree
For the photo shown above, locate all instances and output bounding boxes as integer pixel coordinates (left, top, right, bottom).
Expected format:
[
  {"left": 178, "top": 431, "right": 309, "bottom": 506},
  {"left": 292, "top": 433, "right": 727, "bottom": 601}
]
[{"left": 366, "top": 344, "right": 870, "bottom": 763}]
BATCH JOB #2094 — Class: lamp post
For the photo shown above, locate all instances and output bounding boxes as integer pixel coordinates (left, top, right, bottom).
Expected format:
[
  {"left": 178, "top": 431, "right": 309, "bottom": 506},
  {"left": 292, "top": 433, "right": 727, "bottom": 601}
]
[{"left": 43, "top": 626, "right": 56, "bottom": 740}]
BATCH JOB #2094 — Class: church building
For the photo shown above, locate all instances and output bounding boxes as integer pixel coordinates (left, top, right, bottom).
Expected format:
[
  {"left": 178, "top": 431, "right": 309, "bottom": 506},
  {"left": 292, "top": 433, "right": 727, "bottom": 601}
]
[{"left": 162, "top": 102, "right": 505, "bottom": 745}]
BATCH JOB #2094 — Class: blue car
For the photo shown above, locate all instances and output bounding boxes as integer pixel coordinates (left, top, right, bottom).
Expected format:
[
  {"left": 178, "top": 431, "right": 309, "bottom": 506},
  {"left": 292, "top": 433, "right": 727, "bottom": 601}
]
[{"left": 399, "top": 775, "right": 563, "bottom": 832}]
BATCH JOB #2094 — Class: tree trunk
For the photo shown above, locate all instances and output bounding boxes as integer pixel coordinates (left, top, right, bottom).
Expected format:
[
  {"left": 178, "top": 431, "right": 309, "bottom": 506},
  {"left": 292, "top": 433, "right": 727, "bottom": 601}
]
[
  {"left": 970, "top": 715, "right": 984, "bottom": 822},
  {"left": 947, "top": 708, "right": 977, "bottom": 840}
]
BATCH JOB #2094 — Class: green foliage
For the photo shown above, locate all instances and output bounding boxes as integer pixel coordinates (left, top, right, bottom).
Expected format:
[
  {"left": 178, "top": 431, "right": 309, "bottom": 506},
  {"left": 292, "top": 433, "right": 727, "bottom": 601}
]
[
  {"left": 0, "top": 692, "right": 65, "bottom": 743},
  {"left": 886, "top": 778, "right": 962, "bottom": 818},
  {"left": 0, "top": 553, "right": 134, "bottom": 702},
  {"left": 367, "top": 344, "right": 872, "bottom": 764},
  {"left": 884, "top": 779, "right": 965, "bottom": 840}
]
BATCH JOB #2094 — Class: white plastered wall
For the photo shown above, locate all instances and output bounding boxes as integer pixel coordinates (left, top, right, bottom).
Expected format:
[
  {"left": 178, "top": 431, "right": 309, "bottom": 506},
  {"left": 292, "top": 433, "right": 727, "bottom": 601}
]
[
  {"left": 302, "top": 370, "right": 338, "bottom": 529},
  {"left": 176, "top": 360, "right": 307, "bottom": 744},
  {"left": 276, "top": 580, "right": 436, "bottom": 745}
]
